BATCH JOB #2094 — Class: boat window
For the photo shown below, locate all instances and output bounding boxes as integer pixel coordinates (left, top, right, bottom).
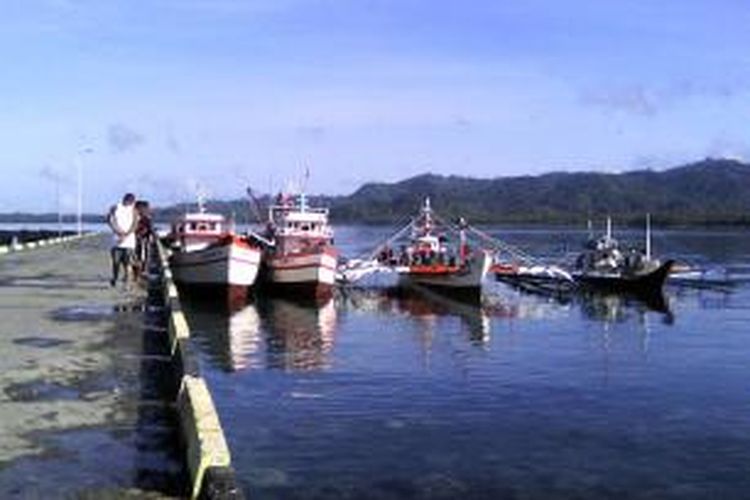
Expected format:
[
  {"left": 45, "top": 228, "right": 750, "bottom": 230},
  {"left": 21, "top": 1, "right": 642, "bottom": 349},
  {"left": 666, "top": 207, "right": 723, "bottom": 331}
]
[
  {"left": 198, "top": 223, "right": 208, "bottom": 231},
  {"left": 210, "top": 222, "right": 217, "bottom": 231},
  {"left": 301, "top": 224, "right": 309, "bottom": 231},
  {"left": 189, "top": 222, "right": 197, "bottom": 230}
]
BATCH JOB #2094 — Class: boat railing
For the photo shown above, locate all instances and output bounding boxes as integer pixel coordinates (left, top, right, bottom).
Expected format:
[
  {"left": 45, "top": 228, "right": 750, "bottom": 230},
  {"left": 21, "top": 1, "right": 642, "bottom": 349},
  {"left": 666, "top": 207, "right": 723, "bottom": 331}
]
[{"left": 269, "top": 203, "right": 330, "bottom": 216}]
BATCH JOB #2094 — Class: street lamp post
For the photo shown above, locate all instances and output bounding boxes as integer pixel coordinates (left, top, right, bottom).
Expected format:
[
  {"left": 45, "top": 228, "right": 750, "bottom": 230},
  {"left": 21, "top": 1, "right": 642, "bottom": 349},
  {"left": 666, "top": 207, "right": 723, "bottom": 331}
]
[{"left": 56, "top": 174, "right": 62, "bottom": 237}]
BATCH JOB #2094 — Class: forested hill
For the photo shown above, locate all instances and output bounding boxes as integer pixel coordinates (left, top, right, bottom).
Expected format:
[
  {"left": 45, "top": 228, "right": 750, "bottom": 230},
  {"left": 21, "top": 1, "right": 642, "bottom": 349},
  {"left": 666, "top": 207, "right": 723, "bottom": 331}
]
[
  {"left": 327, "top": 158, "right": 750, "bottom": 225},
  {"left": 5, "top": 158, "right": 749, "bottom": 226}
]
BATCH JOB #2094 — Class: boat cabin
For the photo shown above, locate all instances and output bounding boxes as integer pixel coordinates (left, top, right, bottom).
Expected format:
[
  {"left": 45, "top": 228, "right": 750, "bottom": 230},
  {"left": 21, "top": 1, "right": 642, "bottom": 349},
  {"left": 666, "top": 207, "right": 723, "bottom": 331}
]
[
  {"left": 171, "top": 212, "right": 227, "bottom": 252},
  {"left": 267, "top": 193, "right": 334, "bottom": 255}
]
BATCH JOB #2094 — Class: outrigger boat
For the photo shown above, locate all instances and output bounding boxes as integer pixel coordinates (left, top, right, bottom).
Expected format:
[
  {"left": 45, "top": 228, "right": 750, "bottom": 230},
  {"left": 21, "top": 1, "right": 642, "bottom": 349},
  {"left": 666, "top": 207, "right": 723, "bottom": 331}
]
[
  {"left": 339, "top": 198, "right": 491, "bottom": 300},
  {"left": 260, "top": 191, "right": 338, "bottom": 301},
  {"left": 395, "top": 198, "right": 490, "bottom": 297},
  {"left": 167, "top": 197, "right": 262, "bottom": 300},
  {"left": 573, "top": 216, "right": 674, "bottom": 295}
]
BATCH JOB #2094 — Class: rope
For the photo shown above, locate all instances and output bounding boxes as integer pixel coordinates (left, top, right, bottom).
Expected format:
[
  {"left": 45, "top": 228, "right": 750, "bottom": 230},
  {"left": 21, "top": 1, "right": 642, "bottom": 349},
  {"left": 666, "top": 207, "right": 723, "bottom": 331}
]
[
  {"left": 353, "top": 215, "right": 414, "bottom": 262},
  {"left": 429, "top": 213, "right": 540, "bottom": 266},
  {"left": 344, "top": 205, "right": 560, "bottom": 280}
]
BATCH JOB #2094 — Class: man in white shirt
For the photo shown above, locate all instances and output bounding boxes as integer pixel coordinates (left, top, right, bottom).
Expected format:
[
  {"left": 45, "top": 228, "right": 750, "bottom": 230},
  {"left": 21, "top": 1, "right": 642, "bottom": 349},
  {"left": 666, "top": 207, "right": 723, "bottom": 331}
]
[{"left": 107, "top": 193, "right": 139, "bottom": 287}]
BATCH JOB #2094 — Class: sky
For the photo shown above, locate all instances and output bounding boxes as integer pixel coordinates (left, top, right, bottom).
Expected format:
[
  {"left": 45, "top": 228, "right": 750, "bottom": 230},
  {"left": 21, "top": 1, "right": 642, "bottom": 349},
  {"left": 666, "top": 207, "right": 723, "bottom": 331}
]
[{"left": 1, "top": 0, "right": 749, "bottom": 213}]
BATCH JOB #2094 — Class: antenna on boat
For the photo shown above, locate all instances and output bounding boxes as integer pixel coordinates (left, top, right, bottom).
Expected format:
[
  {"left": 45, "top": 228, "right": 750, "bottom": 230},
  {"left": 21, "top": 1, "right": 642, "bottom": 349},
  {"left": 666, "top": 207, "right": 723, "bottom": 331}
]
[
  {"left": 246, "top": 187, "right": 264, "bottom": 223},
  {"left": 645, "top": 213, "right": 652, "bottom": 259},
  {"left": 606, "top": 216, "right": 612, "bottom": 241},
  {"left": 196, "top": 186, "right": 209, "bottom": 213}
]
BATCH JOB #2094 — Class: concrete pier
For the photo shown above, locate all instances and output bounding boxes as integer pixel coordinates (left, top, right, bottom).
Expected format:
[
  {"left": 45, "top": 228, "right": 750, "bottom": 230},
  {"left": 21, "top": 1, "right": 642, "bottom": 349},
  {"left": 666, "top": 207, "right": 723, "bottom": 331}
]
[{"left": 0, "top": 234, "right": 185, "bottom": 498}]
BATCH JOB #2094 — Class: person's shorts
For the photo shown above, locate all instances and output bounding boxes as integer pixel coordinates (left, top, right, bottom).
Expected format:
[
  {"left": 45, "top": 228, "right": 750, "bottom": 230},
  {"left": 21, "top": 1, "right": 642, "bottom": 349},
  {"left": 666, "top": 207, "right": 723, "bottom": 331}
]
[{"left": 111, "top": 247, "right": 135, "bottom": 265}]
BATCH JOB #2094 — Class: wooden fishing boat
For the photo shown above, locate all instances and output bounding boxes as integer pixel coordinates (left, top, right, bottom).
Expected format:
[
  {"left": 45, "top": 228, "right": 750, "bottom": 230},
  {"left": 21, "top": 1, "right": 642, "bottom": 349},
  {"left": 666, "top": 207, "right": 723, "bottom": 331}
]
[
  {"left": 261, "top": 191, "right": 338, "bottom": 301},
  {"left": 394, "top": 199, "right": 490, "bottom": 299},
  {"left": 574, "top": 259, "right": 675, "bottom": 294},
  {"left": 167, "top": 200, "right": 261, "bottom": 298},
  {"left": 572, "top": 216, "right": 672, "bottom": 295},
  {"left": 337, "top": 199, "right": 497, "bottom": 299}
]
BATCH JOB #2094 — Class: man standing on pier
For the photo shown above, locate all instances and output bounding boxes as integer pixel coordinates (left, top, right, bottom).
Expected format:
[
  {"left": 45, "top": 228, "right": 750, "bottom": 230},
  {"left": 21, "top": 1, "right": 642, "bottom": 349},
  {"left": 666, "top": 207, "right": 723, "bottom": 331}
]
[{"left": 107, "top": 193, "right": 139, "bottom": 287}]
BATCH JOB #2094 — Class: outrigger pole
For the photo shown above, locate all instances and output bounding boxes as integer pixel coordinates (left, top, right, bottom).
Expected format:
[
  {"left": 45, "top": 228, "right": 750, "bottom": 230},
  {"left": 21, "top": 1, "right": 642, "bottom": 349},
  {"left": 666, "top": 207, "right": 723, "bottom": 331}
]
[
  {"left": 429, "top": 212, "right": 540, "bottom": 267},
  {"left": 339, "top": 202, "right": 563, "bottom": 284},
  {"left": 362, "top": 216, "right": 415, "bottom": 262}
]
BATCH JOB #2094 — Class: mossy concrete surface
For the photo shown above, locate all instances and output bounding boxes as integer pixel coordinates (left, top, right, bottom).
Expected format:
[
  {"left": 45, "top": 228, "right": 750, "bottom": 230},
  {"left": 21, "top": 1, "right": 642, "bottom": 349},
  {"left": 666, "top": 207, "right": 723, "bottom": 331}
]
[{"left": 0, "top": 234, "right": 183, "bottom": 498}]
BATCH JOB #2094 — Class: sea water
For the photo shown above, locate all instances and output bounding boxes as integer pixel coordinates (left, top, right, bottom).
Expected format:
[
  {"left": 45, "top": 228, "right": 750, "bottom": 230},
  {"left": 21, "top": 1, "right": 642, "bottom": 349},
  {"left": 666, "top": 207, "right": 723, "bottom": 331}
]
[{"left": 183, "top": 226, "right": 750, "bottom": 499}]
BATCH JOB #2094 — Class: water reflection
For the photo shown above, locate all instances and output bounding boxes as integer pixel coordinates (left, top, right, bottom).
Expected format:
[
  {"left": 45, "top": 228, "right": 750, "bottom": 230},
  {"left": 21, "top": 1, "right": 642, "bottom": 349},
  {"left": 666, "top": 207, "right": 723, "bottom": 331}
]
[
  {"left": 259, "top": 297, "right": 337, "bottom": 372},
  {"left": 180, "top": 294, "right": 263, "bottom": 372},
  {"left": 576, "top": 290, "right": 674, "bottom": 325},
  {"left": 340, "top": 286, "right": 492, "bottom": 346},
  {"left": 183, "top": 282, "right": 685, "bottom": 375},
  {"left": 491, "top": 276, "right": 674, "bottom": 325}
]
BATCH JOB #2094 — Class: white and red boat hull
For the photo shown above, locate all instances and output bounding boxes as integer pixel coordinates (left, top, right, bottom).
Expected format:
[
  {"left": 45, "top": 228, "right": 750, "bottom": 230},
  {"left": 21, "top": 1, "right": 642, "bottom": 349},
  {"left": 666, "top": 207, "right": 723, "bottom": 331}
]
[
  {"left": 264, "top": 248, "right": 338, "bottom": 299},
  {"left": 401, "top": 251, "right": 491, "bottom": 297},
  {"left": 170, "top": 237, "right": 261, "bottom": 288}
]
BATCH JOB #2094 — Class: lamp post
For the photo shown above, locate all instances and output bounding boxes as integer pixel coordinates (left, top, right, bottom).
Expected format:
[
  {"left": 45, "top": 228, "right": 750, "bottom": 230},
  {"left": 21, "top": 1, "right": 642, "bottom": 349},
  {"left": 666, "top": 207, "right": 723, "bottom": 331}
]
[
  {"left": 56, "top": 174, "right": 62, "bottom": 237},
  {"left": 76, "top": 146, "right": 94, "bottom": 236}
]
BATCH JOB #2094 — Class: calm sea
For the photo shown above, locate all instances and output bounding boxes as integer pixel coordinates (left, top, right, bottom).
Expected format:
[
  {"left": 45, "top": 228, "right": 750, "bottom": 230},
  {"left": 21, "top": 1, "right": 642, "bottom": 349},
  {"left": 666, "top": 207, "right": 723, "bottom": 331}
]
[{"left": 183, "top": 226, "right": 750, "bottom": 499}]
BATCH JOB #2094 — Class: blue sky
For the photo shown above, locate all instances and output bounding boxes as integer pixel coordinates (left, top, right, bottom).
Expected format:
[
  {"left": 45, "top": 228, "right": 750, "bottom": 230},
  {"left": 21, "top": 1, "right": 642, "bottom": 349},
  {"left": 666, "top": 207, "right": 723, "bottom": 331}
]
[{"left": 1, "top": 0, "right": 749, "bottom": 212}]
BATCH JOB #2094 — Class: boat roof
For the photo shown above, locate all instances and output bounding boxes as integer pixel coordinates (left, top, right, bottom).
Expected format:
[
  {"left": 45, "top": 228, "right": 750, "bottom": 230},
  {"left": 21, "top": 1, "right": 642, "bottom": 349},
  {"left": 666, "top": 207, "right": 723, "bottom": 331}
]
[
  {"left": 278, "top": 211, "right": 328, "bottom": 223},
  {"left": 178, "top": 212, "right": 225, "bottom": 222}
]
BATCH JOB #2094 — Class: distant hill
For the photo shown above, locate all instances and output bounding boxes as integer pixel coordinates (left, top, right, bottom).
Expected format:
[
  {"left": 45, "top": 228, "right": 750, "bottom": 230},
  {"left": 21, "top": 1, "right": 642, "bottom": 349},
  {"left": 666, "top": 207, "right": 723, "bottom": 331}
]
[
  {"left": 4, "top": 159, "right": 750, "bottom": 226},
  {"left": 325, "top": 158, "right": 750, "bottom": 225},
  {"left": 147, "top": 158, "right": 750, "bottom": 226}
]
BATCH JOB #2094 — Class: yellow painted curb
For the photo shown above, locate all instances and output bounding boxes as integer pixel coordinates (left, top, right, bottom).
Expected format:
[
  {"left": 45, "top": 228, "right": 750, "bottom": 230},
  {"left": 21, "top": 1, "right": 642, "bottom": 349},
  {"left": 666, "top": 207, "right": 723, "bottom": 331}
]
[
  {"left": 169, "top": 309, "right": 191, "bottom": 353},
  {"left": 178, "top": 376, "right": 232, "bottom": 499},
  {"left": 157, "top": 237, "right": 238, "bottom": 498}
]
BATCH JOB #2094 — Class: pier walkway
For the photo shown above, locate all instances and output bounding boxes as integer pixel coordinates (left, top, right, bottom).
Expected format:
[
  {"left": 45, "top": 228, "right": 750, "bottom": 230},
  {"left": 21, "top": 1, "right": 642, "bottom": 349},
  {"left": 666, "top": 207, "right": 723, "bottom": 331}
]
[{"left": 0, "top": 235, "right": 184, "bottom": 498}]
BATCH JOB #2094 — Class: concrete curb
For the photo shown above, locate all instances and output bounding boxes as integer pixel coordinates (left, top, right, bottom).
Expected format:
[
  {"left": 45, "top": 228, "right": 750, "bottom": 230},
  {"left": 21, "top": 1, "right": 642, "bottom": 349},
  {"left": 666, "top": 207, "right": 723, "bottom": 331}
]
[
  {"left": 0, "top": 232, "right": 96, "bottom": 256},
  {"left": 179, "top": 376, "right": 234, "bottom": 499},
  {"left": 156, "top": 241, "right": 245, "bottom": 500}
]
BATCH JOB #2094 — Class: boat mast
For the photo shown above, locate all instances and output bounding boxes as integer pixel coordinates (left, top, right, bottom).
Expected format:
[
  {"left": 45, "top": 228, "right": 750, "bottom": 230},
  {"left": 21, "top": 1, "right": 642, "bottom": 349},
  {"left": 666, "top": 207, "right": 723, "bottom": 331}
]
[
  {"left": 606, "top": 216, "right": 612, "bottom": 242},
  {"left": 645, "top": 213, "right": 652, "bottom": 260},
  {"left": 422, "top": 197, "right": 432, "bottom": 234}
]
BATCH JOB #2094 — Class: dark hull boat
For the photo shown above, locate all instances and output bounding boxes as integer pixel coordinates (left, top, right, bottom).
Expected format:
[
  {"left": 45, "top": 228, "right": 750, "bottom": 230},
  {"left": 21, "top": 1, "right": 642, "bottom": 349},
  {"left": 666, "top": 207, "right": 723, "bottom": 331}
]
[{"left": 574, "top": 259, "right": 675, "bottom": 295}]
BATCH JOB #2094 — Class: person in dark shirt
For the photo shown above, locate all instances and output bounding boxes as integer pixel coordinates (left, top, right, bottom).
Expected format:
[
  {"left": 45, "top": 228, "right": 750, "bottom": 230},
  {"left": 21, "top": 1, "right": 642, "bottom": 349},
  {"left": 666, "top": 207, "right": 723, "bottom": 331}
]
[{"left": 134, "top": 200, "right": 154, "bottom": 280}]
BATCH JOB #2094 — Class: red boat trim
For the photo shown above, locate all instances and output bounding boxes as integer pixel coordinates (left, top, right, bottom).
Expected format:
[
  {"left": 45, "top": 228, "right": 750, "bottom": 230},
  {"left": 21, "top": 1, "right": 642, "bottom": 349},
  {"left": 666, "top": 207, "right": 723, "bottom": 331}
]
[
  {"left": 408, "top": 264, "right": 462, "bottom": 275},
  {"left": 270, "top": 261, "right": 337, "bottom": 272},
  {"left": 172, "top": 254, "right": 260, "bottom": 268},
  {"left": 270, "top": 246, "right": 338, "bottom": 258},
  {"left": 490, "top": 263, "right": 519, "bottom": 274},
  {"left": 171, "top": 233, "right": 259, "bottom": 249}
]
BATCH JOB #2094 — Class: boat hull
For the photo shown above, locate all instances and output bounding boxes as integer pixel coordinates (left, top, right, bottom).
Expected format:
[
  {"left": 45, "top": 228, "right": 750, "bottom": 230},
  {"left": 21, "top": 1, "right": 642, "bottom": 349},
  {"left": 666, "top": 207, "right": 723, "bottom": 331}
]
[
  {"left": 401, "top": 251, "right": 490, "bottom": 299},
  {"left": 574, "top": 260, "right": 675, "bottom": 295},
  {"left": 169, "top": 237, "right": 261, "bottom": 289},
  {"left": 263, "top": 248, "right": 338, "bottom": 301}
]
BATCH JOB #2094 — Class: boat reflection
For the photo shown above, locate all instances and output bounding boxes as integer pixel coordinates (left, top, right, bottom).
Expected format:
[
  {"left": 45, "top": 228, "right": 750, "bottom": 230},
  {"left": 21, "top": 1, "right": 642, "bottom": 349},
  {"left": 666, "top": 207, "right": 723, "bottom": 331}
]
[
  {"left": 181, "top": 292, "right": 339, "bottom": 372},
  {"left": 340, "top": 285, "right": 493, "bottom": 346},
  {"left": 259, "top": 297, "right": 337, "bottom": 372},
  {"left": 180, "top": 292, "right": 263, "bottom": 372},
  {"left": 576, "top": 290, "right": 673, "bottom": 325},
  {"left": 493, "top": 278, "right": 674, "bottom": 325}
]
